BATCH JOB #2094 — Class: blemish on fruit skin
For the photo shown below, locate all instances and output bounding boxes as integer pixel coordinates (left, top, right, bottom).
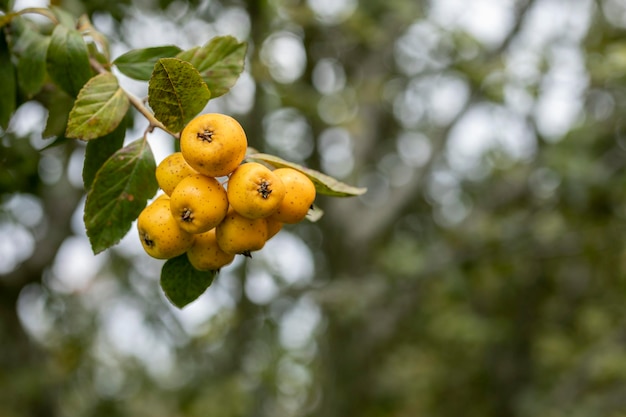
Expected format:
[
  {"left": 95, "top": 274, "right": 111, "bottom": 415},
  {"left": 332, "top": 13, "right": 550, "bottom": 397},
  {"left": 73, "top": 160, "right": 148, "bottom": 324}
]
[{"left": 142, "top": 232, "right": 154, "bottom": 248}]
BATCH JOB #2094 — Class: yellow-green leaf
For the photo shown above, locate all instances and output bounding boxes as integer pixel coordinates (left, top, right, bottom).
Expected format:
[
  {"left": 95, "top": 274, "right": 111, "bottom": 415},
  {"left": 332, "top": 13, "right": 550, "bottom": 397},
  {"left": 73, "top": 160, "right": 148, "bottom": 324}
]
[
  {"left": 247, "top": 153, "right": 367, "bottom": 197},
  {"left": 66, "top": 73, "right": 130, "bottom": 140}
]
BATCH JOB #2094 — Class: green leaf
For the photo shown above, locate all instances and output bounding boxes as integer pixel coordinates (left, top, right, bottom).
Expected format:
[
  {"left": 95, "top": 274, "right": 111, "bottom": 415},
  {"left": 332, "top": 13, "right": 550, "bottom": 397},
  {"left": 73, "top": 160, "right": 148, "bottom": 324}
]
[
  {"left": 177, "top": 36, "right": 247, "bottom": 98},
  {"left": 0, "top": 0, "right": 14, "bottom": 12},
  {"left": 160, "top": 254, "right": 217, "bottom": 308},
  {"left": 66, "top": 73, "right": 130, "bottom": 140},
  {"left": 42, "top": 90, "right": 74, "bottom": 138},
  {"left": 247, "top": 153, "right": 368, "bottom": 197},
  {"left": 148, "top": 57, "right": 211, "bottom": 133},
  {"left": 79, "top": 14, "right": 111, "bottom": 62},
  {"left": 84, "top": 138, "right": 158, "bottom": 254},
  {"left": 46, "top": 24, "right": 93, "bottom": 97},
  {"left": 51, "top": 6, "right": 77, "bottom": 28},
  {"left": 114, "top": 45, "right": 182, "bottom": 81},
  {"left": 82, "top": 117, "right": 128, "bottom": 190},
  {"left": 0, "top": 30, "right": 16, "bottom": 130},
  {"left": 15, "top": 30, "right": 50, "bottom": 97}
]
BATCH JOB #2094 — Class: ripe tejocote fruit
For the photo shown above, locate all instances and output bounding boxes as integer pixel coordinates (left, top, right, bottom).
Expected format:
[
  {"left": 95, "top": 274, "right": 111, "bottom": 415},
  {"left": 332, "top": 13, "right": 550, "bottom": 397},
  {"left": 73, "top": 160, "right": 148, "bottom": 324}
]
[
  {"left": 170, "top": 174, "right": 229, "bottom": 234},
  {"left": 227, "top": 162, "right": 286, "bottom": 219},
  {"left": 270, "top": 168, "right": 316, "bottom": 224},
  {"left": 137, "top": 195, "right": 194, "bottom": 259},
  {"left": 216, "top": 209, "right": 268, "bottom": 256},
  {"left": 155, "top": 152, "right": 197, "bottom": 195},
  {"left": 186, "top": 228, "right": 236, "bottom": 271},
  {"left": 180, "top": 113, "right": 248, "bottom": 178},
  {"left": 265, "top": 217, "right": 283, "bottom": 241}
]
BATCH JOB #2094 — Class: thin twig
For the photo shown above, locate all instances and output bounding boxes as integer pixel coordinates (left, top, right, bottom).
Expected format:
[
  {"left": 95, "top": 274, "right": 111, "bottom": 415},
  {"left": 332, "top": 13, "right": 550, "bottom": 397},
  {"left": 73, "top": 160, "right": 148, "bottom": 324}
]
[
  {"left": 88, "top": 57, "right": 179, "bottom": 139},
  {"left": 17, "top": 7, "right": 59, "bottom": 25}
]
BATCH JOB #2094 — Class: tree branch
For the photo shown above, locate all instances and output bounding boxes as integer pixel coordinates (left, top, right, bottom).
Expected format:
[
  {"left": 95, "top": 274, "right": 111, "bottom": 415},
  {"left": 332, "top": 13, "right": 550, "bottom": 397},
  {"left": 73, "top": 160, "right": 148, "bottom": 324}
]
[{"left": 89, "top": 58, "right": 179, "bottom": 139}]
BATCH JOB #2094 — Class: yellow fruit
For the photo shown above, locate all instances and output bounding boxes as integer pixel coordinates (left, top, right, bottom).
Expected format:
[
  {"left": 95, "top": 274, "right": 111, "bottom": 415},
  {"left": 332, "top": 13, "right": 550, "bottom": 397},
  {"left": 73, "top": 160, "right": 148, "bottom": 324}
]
[
  {"left": 266, "top": 217, "right": 283, "bottom": 241},
  {"left": 180, "top": 113, "right": 248, "bottom": 177},
  {"left": 137, "top": 196, "right": 194, "bottom": 259},
  {"left": 155, "top": 152, "right": 197, "bottom": 195},
  {"left": 216, "top": 209, "right": 268, "bottom": 256},
  {"left": 227, "top": 162, "right": 286, "bottom": 219},
  {"left": 269, "top": 168, "right": 316, "bottom": 224},
  {"left": 186, "top": 228, "right": 235, "bottom": 271},
  {"left": 170, "top": 174, "right": 229, "bottom": 234}
]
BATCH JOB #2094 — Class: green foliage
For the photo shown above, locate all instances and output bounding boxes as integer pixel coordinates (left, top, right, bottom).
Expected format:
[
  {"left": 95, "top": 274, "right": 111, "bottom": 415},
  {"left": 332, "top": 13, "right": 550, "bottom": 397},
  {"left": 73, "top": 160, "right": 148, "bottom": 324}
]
[
  {"left": 51, "top": 5, "right": 79, "bottom": 28},
  {"left": 84, "top": 138, "right": 158, "bottom": 254},
  {"left": 0, "top": 30, "right": 15, "bottom": 130},
  {"left": 13, "top": 24, "right": 49, "bottom": 97},
  {"left": 82, "top": 117, "right": 128, "bottom": 190},
  {"left": 0, "top": 0, "right": 14, "bottom": 12},
  {"left": 160, "top": 254, "right": 217, "bottom": 308},
  {"left": 66, "top": 72, "right": 130, "bottom": 140},
  {"left": 0, "top": 3, "right": 364, "bottom": 310},
  {"left": 42, "top": 90, "right": 74, "bottom": 138},
  {"left": 177, "top": 36, "right": 247, "bottom": 98},
  {"left": 148, "top": 57, "right": 211, "bottom": 133},
  {"left": 11, "top": 1, "right": 626, "bottom": 417},
  {"left": 46, "top": 24, "right": 93, "bottom": 97},
  {"left": 113, "top": 45, "right": 182, "bottom": 80}
]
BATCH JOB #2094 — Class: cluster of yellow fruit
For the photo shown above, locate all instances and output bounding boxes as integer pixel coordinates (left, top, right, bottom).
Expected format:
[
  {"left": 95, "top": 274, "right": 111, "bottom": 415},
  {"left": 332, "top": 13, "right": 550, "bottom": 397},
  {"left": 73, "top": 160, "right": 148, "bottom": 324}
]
[{"left": 136, "top": 113, "right": 317, "bottom": 271}]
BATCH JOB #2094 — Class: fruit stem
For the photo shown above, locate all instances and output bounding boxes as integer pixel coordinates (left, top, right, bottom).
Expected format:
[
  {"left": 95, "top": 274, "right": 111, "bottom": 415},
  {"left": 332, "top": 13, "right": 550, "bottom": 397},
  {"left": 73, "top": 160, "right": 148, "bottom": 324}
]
[{"left": 88, "top": 58, "right": 180, "bottom": 139}]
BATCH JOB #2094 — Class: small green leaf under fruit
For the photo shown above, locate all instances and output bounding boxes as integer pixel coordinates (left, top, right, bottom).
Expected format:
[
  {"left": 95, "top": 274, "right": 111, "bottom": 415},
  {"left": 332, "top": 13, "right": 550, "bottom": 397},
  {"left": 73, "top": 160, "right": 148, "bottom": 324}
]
[
  {"left": 148, "top": 57, "right": 211, "bottom": 133},
  {"left": 84, "top": 138, "right": 158, "bottom": 254},
  {"left": 66, "top": 73, "right": 130, "bottom": 140},
  {"left": 177, "top": 36, "right": 247, "bottom": 98},
  {"left": 46, "top": 24, "right": 93, "bottom": 97},
  {"left": 247, "top": 153, "right": 367, "bottom": 197},
  {"left": 160, "top": 254, "right": 217, "bottom": 308},
  {"left": 114, "top": 45, "right": 182, "bottom": 81}
]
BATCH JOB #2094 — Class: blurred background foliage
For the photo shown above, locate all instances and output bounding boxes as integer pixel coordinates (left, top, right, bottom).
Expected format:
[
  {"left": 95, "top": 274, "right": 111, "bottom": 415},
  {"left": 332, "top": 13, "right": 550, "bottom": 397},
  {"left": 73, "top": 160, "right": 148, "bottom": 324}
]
[{"left": 4, "top": 0, "right": 626, "bottom": 416}]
